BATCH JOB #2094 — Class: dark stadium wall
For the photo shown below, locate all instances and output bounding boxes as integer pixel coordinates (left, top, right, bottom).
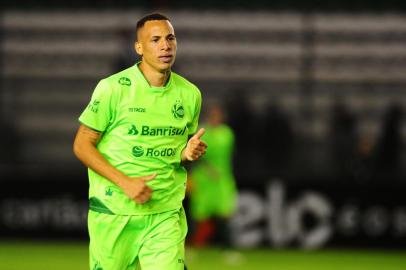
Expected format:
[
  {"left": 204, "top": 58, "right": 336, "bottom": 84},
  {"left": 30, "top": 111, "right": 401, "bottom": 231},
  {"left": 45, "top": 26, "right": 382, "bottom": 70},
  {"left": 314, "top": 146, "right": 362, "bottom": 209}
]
[
  {"left": 4, "top": 0, "right": 406, "bottom": 12},
  {"left": 0, "top": 178, "right": 405, "bottom": 249}
]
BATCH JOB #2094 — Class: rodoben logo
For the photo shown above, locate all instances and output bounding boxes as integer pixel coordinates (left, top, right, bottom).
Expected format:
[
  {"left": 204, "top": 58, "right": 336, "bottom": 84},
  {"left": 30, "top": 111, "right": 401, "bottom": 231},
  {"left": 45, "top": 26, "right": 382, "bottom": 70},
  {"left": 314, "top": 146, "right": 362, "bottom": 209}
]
[
  {"left": 132, "top": 146, "right": 176, "bottom": 158},
  {"left": 132, "top": 146, "right": 144, "bottom": 157}
]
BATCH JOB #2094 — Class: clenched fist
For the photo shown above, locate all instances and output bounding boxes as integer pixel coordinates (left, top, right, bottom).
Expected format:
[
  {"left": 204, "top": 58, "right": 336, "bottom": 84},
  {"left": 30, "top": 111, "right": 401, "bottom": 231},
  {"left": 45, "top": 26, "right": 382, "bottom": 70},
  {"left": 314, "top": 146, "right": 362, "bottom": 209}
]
[{"left": 118, "top": 173, "right": 156, "bottom": 204}]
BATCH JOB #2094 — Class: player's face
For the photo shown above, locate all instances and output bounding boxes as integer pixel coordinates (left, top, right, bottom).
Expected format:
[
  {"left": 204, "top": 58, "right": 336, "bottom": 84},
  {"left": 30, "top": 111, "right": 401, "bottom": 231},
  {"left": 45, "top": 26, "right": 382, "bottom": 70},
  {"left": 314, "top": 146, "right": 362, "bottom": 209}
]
[{"left": 135, "top": 20, "right": 177, "bottom": 72}]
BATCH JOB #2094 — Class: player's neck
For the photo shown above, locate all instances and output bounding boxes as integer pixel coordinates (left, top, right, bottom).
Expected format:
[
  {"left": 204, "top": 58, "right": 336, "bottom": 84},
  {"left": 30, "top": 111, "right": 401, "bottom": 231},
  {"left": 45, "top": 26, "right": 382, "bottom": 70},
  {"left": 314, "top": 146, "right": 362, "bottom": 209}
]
[{"left": 139, "top": 61, "right": 170, "bottom": 87}]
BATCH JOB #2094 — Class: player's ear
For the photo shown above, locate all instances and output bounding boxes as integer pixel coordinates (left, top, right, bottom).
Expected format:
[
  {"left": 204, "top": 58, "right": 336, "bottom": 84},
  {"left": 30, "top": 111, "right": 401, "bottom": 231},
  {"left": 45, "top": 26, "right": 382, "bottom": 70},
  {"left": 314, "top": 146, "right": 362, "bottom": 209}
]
[{"left": 135, "top": 41, "right": 143, "bottom": 56}]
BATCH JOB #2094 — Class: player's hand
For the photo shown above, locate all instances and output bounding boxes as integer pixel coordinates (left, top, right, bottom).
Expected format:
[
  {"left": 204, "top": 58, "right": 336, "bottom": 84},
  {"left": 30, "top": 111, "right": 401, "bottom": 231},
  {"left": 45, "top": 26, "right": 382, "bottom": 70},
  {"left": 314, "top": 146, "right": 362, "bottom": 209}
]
[
  {"left": 119, "top": 173, "right": 156, "bottom": 204},
  {"left": 182, "top": 128, "right": 207, "bottom": 161}
]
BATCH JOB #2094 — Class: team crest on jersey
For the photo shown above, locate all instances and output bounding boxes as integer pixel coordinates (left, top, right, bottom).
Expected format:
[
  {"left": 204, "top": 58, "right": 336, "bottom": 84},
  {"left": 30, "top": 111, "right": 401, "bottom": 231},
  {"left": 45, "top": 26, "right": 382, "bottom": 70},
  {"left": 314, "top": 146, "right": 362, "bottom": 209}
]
[
  {"left": 172, "top": 100, "right": 184, "bottom": 119},
  {"left": 118, "top": 77, "right": 131, "bottom": 86}
]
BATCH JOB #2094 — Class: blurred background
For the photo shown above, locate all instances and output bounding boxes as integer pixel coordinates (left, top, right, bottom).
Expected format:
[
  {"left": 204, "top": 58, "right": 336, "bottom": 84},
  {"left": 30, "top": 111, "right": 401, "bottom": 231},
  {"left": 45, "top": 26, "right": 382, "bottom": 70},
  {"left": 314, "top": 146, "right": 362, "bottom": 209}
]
[{"left": 1, "top": 0, "right": 406, "bottom": 269}]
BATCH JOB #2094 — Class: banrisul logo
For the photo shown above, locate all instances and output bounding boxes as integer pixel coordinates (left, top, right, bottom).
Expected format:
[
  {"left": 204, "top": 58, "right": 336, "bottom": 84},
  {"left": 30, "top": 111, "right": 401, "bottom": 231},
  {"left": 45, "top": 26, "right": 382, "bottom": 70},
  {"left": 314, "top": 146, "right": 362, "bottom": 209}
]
[
  {"left": 132, "top": 146, "right": 144, "bottom": 157},
  {"left": 118, "top": 77, "right": 131, "bottom": 86},
  {"left": 172, "top": 100, "right": 184, "bottom": 119},
  {"left": 128, "top": 125, "right": 139, "bottom": 135},
  {"left": 128, "top": 124, "right": 186, "bottom": 137},
  {"left": 141, "top": 125, "right": 186, "bottom": 136}
]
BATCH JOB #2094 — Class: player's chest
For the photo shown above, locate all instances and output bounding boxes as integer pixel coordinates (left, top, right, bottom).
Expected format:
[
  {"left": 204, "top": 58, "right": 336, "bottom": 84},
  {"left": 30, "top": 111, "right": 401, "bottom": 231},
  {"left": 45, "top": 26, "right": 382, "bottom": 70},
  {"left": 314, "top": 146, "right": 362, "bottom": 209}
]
[{"left": 115, "top": 89, "right": 190, "bottom": 127}]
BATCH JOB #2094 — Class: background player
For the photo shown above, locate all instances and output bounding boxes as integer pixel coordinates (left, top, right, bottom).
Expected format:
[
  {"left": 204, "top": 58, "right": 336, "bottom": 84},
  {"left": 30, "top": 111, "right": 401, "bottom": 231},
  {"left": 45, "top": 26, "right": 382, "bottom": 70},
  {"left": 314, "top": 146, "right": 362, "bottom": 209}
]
[
  {"left": 188, "top": 102, "right": 237, "bottom": 247},
  {"left": 73, "top": 13, "right": 207, "bottom": 270}
]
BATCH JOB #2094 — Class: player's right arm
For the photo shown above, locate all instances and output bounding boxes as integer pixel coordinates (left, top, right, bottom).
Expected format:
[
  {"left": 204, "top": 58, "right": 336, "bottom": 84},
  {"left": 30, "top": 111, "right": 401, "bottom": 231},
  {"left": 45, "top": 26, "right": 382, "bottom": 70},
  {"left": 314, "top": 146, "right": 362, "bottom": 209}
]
[{"left": 73, "top": 124, "right": 155, "bottom": 204}]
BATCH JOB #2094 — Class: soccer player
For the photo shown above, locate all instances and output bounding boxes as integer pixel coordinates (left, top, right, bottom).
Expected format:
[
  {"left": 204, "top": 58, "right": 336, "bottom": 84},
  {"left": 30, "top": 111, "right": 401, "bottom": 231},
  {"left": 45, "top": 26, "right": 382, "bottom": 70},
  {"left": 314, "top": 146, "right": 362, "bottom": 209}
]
[
  {"left": 73, "top": 13, "right": 206, "bottom": 270},
  {"left": 189, "top": 103, "right": 237, "bottom": 247}
]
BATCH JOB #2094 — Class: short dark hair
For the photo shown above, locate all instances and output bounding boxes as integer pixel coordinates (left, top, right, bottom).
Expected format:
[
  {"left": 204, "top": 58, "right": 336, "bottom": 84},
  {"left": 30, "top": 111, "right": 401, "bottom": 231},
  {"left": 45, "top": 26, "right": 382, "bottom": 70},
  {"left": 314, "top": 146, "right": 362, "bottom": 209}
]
[{"left": 136, "top": 13, "right": 171, "bottom": 35}]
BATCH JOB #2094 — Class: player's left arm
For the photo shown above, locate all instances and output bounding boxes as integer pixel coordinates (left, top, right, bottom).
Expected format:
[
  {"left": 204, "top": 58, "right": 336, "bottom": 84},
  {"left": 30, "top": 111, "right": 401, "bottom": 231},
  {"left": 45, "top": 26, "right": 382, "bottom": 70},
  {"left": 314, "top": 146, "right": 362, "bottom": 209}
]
[{"left": 181, "top": 128, "right": 207, "bottom": 161}]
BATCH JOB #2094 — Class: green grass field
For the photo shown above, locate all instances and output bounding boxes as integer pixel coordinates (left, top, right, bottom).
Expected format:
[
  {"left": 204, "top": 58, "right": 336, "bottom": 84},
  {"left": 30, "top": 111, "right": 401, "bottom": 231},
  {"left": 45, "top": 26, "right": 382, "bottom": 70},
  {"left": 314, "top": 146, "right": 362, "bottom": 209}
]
[{"left": 0, "top": 241, "right": 405, "bottom": 270}]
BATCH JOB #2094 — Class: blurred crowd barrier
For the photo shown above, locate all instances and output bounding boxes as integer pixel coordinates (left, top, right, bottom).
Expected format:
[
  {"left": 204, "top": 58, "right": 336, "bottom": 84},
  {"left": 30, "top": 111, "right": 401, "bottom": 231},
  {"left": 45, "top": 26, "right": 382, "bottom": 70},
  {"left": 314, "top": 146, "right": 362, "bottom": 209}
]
[{"left": 1, "top": 11, "right": 405, "bottom": 248}]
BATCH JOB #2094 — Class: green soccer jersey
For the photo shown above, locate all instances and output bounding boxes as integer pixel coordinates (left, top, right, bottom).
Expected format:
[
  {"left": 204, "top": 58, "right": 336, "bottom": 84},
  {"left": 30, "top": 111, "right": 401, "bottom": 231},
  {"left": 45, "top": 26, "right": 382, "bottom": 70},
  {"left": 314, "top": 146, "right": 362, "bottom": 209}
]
[{"left": 79, "top": 63, "right": 202, "bottom": 215}]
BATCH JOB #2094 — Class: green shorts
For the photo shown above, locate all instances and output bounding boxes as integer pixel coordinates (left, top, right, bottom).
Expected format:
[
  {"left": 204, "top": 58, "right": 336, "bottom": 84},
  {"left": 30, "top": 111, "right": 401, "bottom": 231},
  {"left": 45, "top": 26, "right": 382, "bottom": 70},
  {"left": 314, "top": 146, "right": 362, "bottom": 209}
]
[
  {"left": 88, "top": 207, "right": 188, "bottom": 270},
  {"left": 190, "top": 187, "right": 236, "bottom": 221},
  {"left": 190, "top": 167, "right": 237, "bottom": 221}
]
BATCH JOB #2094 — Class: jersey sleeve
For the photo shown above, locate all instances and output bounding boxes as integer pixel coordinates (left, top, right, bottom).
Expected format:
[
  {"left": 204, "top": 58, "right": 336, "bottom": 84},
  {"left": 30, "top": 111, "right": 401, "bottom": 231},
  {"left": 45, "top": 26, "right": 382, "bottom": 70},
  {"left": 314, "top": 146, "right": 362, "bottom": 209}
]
[
  {"left": 78, "top": 79, "right": 114, "bottom": 132},
  {"left": 187, "top": 89, "right": 202, "bottom": 135}
]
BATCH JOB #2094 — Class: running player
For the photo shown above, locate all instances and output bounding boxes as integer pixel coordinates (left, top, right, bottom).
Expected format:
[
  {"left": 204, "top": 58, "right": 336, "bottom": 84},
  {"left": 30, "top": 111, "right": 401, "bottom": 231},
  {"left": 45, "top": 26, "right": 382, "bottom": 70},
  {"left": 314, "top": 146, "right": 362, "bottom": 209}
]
[{"left": 73, "top": 13, "right": 206, "bottom": 270}]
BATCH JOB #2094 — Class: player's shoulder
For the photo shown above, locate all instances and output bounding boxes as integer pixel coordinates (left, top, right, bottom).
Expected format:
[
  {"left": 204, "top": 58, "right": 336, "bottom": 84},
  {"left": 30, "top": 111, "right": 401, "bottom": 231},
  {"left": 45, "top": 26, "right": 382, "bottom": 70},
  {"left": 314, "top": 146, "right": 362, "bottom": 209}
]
[
  {"left": 171, "top": 72, "right": 201, "bottom": 95},
  {"left": 102, "top": 65, "right": 135, "bottom": 89}
]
